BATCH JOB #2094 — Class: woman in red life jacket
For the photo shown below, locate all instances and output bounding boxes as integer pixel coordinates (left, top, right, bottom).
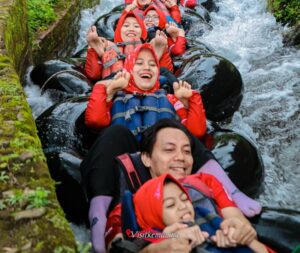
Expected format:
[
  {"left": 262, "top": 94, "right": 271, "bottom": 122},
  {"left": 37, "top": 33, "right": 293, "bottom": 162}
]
[
  {"left": 85, "top": 43, "right": 206, "bottom": 139},
  {"left": 85, "top": 10, "right": 174, "bottom": 82},
  {"left": 124, "top": 0, "right": 182, "bottom": 24},
  {"left": 85, "top": 10, "right": 147, "bottom": 81},
  {"left": 130, "top": 174, "right": 275, "bottom": 253},
  {"left": 143, "top": 4, "right": 187, "bottom": 57}
]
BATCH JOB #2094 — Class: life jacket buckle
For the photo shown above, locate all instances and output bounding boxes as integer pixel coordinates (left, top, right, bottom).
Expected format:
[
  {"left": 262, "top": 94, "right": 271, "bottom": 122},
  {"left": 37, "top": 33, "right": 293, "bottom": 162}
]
[
  {"left": 117, "top": 54, "right": 126, "bottom": 60},
  {"left": 134, "top": 105, "right": 146, "bottom": 112}
]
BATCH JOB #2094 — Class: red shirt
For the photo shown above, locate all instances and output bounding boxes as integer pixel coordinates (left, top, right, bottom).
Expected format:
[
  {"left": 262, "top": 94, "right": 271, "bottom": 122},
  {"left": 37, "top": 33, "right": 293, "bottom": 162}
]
[
  {"left": 85, "top": 85, "right": 206, "bottom": 138},
  {"left": 105, "top": 173, "right": 235, "bottom": 246}
]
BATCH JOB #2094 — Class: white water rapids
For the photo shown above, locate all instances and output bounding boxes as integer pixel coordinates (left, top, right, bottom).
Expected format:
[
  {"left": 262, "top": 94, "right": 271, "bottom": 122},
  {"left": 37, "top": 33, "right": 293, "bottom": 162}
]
[
  {"left": 24, "top": 0, "right": 300, "bottom": 246},
  {"left": 73, "top": 0, "right": 300, "bottom": 211}
]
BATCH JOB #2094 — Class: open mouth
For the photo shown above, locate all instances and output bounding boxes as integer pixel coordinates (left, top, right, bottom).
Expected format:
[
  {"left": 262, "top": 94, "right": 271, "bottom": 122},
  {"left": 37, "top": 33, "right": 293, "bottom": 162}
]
[
  {"left": 180, "top": 212, "right": 193, "bottom": 222},
  {"left": 126, "top": 32, "right": 137, "bottom": 37},
  {"left": 140, "top": 73, "right": 152, "bottom": 79}
]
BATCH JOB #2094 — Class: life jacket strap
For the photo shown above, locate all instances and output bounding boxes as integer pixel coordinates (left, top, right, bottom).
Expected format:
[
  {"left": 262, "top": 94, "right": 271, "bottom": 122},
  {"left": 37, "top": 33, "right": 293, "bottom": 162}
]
[
  {"left": 131, "top": 126, "right": 150, "bottom": 136},
  {"left": 115, "top": 40, "right": 142, "bottom": 47},
  {"left": 117, "top": 154, "right": 143, "bottom": 192},
  {"left": 112, "top": 106, "right": 177, "bottom": 121},
  {"left": 103, "top": 44, "right": 126, "bottom": 69}
]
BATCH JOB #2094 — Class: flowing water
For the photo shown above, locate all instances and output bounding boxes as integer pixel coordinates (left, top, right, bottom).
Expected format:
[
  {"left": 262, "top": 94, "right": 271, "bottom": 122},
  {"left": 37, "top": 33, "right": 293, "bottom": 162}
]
[{"left": 24, "top": 0, "right": 300, "bottom": 245}]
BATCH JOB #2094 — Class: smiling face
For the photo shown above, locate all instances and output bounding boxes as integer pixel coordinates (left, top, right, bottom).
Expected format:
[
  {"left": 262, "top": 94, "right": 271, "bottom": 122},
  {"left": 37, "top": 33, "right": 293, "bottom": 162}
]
[
  {"left": 132, "top": 48, "right": 159, "bottom": 91},
  {"left": 142, "top": 128, "right": 193, "bottom": 179},
  {"left": 120, "top": 17, "right": 142, "bottom": 42},
  {"left": 162, "top": 182, "right": 195, "bottom": 226},
  {"left": 144, "top": 10, "right": 160, "bottom": 28}
]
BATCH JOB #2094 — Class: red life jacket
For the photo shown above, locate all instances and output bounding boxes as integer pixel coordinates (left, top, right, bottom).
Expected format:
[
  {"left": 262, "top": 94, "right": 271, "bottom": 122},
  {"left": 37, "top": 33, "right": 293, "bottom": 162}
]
[{"left": 101, "top": 39, "right": 142, "bottom": 79}]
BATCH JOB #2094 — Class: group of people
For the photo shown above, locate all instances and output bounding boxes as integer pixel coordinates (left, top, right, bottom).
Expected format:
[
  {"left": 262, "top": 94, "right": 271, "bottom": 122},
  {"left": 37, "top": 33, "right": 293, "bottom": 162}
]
[{"left": 80, "top": 0, "right": 275, "bottom": 252}]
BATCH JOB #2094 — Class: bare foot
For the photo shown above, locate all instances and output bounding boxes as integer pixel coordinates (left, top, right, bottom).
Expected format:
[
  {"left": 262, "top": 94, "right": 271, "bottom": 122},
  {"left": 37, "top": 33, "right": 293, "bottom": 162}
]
[
  {"left": 173, "top": 81, "right": 193, "bottom": 107},
  {"left": 86, "top": 26, "right": 106, "bottom": 57},
  {"left": 150, "top": 30, "right": 168, "bottom": 60},
  {"left": 106, "top": 70, "right": 130, "bottom": 102}
]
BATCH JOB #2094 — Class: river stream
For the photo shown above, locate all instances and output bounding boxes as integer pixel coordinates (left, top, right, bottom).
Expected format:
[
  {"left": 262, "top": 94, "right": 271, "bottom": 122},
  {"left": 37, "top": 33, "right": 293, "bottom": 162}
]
[{"left": 24, "top": 0, "right": 300, "bottom": 246}]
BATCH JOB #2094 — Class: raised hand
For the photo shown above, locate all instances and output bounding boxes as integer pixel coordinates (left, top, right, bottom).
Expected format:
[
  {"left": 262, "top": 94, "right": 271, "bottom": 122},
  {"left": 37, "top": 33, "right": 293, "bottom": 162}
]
[
  {"left": 150, "top": 30, "right": 168, "bottom": 60},
  {"left": 125, "top": 0, "right": 138, "bottom": 12},
  {"left": 166, "top": 22, "right": 180, "bottom": 38},
  {"left": 86, "top": 26, "right": 106, "bottom": 57},
  {"left": 174, "top": 80, "right": 193, "bottom": 99},
  {"left": 106, "top": 70, "right": 131, "bottom": 102},
  {"left": 161, "top": 0, "right": 177, "bottom": 8}
]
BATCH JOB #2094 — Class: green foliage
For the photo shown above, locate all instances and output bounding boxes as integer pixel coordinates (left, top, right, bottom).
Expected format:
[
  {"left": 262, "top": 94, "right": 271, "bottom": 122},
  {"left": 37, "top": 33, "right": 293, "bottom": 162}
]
[
  {"left": 76, "top": 241, "right": 92, "bottom": 253},
  {"left": 3, "top": 187, "right": 50, "bottom": 210},
  {"left": 26, "top": 0, "right": 58, "bottom": 34},
  {"left": 0, "top": 171, "right": 9, "bottom": 183},
  {"left": 272, "top": 0, "right": 300, "bottom": 25},
  {"left": 6, "top": 190, "right": 24, "bottom": 207},
  {"left": 27, "top": 187, "right": 50, "bottom": 209},
  {"left": 0, "top": 200, "right": 7, "bottom": 210}
]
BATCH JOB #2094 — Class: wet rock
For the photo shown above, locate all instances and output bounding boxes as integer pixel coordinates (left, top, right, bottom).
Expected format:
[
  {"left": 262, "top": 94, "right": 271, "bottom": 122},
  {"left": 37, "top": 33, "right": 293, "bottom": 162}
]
[
  {"left": 283, "top": 23, "right": 300, "bottom": 47},
  {"left": 19, "top": 151, "right": 34, "bottom": 162},
  {"left": 14, "top": 207, "right": 46, "bottom": 221}
]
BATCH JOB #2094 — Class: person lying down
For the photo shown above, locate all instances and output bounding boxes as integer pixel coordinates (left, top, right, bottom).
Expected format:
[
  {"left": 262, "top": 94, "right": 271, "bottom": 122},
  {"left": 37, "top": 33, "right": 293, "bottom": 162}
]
[{"left": 113, "top": 174, "right": 276, "bottom": 253}]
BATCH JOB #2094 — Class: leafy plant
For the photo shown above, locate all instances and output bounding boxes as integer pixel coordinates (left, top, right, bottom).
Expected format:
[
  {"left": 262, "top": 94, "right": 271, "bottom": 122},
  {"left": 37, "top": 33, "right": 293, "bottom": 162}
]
[
  {"left": 0, "top": 200, "right": 7, "bottom": 210},
  {"left": 27, "top": 187, "right": 50, "bottom": 209},
  {"left": 0, "top": 171, "right": 9, "bottom": 183},
  {"left": 6, "top": 190, "right": 25, "bottom": 207},
  {"left": 76, "top": 241, "right": 92, "bottom": 253},
  {"left": 26, "top": 0, "right": 57, "bottom": 34},
  {"left": 272, "top": 0, "right": 300, "bottom": 25}
]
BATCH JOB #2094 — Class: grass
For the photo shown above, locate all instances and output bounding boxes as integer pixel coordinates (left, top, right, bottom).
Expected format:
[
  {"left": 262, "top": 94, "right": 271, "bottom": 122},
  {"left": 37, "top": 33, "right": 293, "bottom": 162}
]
[
  {"left": 26, "top": 0, "right": 59, "bottom": 35},
  {"left": 271, "top": 0, "right": 300, "bottom": 25}
]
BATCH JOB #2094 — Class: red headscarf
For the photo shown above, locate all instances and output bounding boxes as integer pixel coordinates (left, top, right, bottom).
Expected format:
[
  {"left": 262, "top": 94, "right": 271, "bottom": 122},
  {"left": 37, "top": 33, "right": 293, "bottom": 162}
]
[
  {"left": 143, "top": 4, "right": 167, "bottom": 29},
  {"left": 133, "top": 174, "right": 192, "bottom": 230},
  {"left": 114, "top": 10, "right": 148, "bottom": 43},
  {"left": 123, "top": 43, "right": 160, "bottom": 94}
]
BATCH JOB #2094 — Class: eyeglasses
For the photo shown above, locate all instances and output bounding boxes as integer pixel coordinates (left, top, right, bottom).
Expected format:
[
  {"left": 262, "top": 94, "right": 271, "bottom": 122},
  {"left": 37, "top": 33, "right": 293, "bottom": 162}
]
[{"left": 144, "top": 15, "right": 159, "bottom": 21}]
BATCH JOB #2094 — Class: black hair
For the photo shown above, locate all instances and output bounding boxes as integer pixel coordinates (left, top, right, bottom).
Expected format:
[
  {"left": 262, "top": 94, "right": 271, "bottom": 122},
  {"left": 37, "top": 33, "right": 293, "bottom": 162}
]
[{"left": 140, "top": 118, "right": 194, "bottom": 156}]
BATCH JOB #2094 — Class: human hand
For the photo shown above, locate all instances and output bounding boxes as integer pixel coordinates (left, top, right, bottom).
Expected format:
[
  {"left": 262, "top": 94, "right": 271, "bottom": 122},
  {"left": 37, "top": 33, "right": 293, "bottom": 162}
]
[
  {"left": 166, "top": 22, "right": 180, "bottom": 38},
  {"left": 220, "top": 217, "right": 257, "bottom": 245},
  {"left": 173, "top": 80, "right": 193, "bottom": 102},
  {"left": 125, "top": 0, "right": 138, "bottom": 12},
  {"left": 152, "top": 30, "right": 168, "bottom": 47},
  {"left": 86, "top": 26, "right": 106, "bottom": 57},
  {"left": 164, "top": 222, "right": 208, "bottom": 248},
  {"left": 140, "top": 237, "right": 192, "bottom": 253},
  {"left": 162, "top": 0, "right": 177, "bottom": 8},
  {"left": 106, "top": 70, "right": 130, "bottom": 102},
  {"left": 150, "top": 30, "right": 168, "bottom": 60},
  {"left": 211, "top": 229, "right": 238, "bottom": 248}
]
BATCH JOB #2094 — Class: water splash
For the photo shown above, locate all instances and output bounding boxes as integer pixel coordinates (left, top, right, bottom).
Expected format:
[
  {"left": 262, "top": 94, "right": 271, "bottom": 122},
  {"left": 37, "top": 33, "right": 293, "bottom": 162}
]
[{"left": 200, "top": 0, "right": 300, "bottom": 209}]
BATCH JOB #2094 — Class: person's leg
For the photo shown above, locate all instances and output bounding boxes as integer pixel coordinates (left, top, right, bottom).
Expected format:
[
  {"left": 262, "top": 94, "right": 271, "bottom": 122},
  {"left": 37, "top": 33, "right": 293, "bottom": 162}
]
[
  {"left": 80, "top": 125, "right": 139, "bottom": 253},
  {"left": 192, "top": 136, "right": 262, "bottom": 217}
]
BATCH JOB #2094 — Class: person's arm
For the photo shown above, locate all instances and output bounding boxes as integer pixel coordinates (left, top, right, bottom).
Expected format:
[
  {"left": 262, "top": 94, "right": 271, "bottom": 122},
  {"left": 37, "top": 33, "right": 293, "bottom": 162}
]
[
  {"left": 169, "top": 5, "right": 181, "bottom": 23},
  {"left": 162, "top": 0, "right": 182, "bottom": 23},
  {"left": 170, "top": 81, "right": 206, "bottom": 138},
  {"left": 85, "top": 84, "right": 112, "bottom": 129},
  {"left": 139, "top": 238, "right": 192, "bottom": 253},
  {"left": 183, "top": 91, "right": 206, "bottom": 138},
  {"left": 248, "top": 240, "right": 269, "bottom": 253},
  {"left": 85, "top": 48, "right": 103, "bottom": 81},
  {"left": 169, "top": 36, "right": 186, "bottom": 56}
]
